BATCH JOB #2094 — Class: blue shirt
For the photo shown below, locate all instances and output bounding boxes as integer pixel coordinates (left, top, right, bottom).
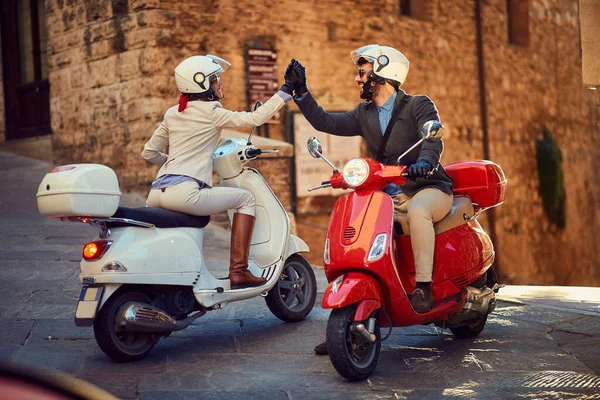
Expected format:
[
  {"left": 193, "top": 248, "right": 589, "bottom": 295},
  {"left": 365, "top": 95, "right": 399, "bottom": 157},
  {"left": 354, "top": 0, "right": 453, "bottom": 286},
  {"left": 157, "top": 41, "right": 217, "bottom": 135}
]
[
  {"left": 376, "top": 91, "right": 397, "bottom": 134},
  {"left": 377, "top": 92, "right": 399, "bottom": 196}
]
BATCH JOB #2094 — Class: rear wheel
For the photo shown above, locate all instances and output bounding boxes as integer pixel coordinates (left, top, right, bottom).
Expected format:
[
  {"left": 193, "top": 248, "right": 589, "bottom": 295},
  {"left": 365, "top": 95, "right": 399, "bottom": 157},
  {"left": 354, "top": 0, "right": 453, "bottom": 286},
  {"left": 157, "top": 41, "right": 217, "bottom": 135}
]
[
  {"left": 450, "top": 316, "right": 488, "bottom": 338},
  {"left": 265, "top": 255, "right": 317, "bottom": 322},
  {"left": 94, "top": 289, "right": 157, "bottom": 362},
  {"left": 326, "top": 305, "right": 381, "bottom": 382}
]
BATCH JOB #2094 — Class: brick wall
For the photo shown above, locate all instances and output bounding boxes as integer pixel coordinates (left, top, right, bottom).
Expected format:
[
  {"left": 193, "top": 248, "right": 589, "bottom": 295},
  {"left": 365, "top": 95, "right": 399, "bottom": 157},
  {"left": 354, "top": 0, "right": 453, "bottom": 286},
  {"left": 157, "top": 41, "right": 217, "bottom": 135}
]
[{"left": 42, "top": 0, "right": 599, "bottom": 285}]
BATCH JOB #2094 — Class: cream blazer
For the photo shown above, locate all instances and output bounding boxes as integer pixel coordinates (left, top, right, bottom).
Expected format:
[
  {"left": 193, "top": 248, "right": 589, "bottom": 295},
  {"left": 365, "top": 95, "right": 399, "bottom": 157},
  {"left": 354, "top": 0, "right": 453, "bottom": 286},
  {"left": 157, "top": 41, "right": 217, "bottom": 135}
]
[{"left": 142, "top": 93, "right": 285, "bottom": 185}]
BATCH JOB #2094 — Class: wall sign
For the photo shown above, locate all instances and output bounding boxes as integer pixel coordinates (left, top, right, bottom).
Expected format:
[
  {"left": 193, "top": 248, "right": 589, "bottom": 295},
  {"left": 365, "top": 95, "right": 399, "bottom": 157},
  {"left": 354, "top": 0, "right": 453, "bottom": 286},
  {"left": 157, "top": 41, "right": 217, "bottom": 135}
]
[{"left": 247, "top": 48, "right": 280, "bottom": 123}]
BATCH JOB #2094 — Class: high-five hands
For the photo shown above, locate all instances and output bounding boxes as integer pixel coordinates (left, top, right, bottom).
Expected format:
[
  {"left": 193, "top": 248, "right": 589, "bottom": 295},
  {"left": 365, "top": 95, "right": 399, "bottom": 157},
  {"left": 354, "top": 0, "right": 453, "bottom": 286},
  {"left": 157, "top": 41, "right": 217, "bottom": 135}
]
[{"left": 284, "top": 59, "right": 308, "bottom": 97}]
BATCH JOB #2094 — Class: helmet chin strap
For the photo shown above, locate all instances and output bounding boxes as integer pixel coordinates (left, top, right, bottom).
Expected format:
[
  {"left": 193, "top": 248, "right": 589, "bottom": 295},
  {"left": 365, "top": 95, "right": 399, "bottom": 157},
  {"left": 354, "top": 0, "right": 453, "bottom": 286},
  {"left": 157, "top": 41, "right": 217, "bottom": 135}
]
[
  {"left": 205, "top": 87, "right": 224, "bottom": 101},
  {"left": 360, "top": 72, "right": 385, "bottom": 102},
  {"left": 360, "top": 78, "right": 375, "bottom": 101}
]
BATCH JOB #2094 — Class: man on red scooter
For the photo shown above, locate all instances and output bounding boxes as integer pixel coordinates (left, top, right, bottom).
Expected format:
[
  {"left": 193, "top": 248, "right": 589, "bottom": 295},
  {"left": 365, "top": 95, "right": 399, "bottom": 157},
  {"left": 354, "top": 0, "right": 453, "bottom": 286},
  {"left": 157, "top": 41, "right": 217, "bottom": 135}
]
[{"left": 286, "top": 45, "right": 454, "bottom": 352}]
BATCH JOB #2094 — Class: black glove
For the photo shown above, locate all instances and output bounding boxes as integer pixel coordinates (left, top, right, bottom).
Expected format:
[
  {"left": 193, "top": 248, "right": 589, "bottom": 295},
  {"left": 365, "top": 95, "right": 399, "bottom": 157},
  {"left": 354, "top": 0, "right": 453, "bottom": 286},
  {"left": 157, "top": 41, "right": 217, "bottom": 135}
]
[
  {"left": 280, "top": 62, "right": 296, "bottom": 95},
  {"left": 290, "top": 59, "right": 308, "bottom": 97},
  {"left": 407, "top": 160, "right": 433, "bottom": 180}
]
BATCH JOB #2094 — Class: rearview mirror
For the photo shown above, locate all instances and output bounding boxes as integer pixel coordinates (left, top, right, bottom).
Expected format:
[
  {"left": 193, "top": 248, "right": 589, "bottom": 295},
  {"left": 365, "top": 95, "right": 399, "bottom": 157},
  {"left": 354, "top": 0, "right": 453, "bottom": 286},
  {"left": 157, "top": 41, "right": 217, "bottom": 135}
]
[
  {"left": 307, "top": 137, "right": 322, "bottom": 158},
  {"left": 421, "top": 120, "right": 444, "bottom": 141}
]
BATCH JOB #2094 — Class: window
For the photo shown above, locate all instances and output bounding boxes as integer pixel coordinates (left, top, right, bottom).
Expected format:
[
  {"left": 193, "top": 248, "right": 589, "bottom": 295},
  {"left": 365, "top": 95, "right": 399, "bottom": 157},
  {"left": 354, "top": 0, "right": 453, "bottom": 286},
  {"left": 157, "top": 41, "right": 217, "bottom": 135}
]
[
  {"left": 399, "top": 0, "right": 436, "bottom": 21},
  {"left": 507, "top": 0, "right": 529, "bottom": 46},
  {"left": 327, "top": 22, "right": 337, "bottom": 42}
]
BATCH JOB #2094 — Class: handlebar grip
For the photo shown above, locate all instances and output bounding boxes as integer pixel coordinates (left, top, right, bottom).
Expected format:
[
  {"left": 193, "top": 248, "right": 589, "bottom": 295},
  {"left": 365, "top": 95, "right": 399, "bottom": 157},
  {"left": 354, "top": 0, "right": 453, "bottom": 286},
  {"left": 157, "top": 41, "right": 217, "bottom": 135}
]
[{"left": 245, "top": 148, "right": 262, "bottom": 158}]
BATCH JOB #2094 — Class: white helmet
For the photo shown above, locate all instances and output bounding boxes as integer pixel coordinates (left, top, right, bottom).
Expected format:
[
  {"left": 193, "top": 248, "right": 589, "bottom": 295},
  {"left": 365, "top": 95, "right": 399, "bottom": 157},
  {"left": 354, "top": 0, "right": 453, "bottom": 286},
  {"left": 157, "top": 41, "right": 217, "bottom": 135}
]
[
  {"left": 350, "top": 44, "right": 409, "bottom": 87},
  {"left": 174, "top": 54, "right": 231, "bottom": 94}
]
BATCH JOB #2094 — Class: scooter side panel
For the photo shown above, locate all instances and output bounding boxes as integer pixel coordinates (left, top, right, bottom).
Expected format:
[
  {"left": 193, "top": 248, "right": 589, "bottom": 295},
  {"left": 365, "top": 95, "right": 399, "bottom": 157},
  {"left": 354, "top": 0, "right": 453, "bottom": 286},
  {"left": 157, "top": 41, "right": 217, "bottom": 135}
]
[
  {"left": 433, "top": 219, "right": 494, "bottom": 287},
  {"left": 80, "top": 227, "right": 204, "bottom": 286},
  {"left": 322, "top": 272, "right": 384, "bottom": 309},
  {"left": 221, "top": 169, "right": 289, "bottom": 268},
  {"left": 395, "top": 219, "right": 495, "bottom": 302}
]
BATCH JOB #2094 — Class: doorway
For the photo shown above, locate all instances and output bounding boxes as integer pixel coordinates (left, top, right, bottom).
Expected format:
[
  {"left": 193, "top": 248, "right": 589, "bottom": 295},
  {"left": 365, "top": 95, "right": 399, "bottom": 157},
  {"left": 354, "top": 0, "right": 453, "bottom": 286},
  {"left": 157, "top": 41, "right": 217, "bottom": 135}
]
[{"left": 1, "top": 0, "right": 50, "bottom": 140}]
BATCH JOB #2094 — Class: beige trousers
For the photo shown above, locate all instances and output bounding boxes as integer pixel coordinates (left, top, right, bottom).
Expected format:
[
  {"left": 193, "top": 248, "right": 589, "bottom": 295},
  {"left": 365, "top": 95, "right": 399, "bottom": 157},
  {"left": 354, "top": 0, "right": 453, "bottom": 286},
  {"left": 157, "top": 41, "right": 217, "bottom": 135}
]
[
  {"left": 146, "top": 181, "right": 256, "bottom": 216},
  {"left": 393, "top": 188, "right": 453, "bottom": 282}
]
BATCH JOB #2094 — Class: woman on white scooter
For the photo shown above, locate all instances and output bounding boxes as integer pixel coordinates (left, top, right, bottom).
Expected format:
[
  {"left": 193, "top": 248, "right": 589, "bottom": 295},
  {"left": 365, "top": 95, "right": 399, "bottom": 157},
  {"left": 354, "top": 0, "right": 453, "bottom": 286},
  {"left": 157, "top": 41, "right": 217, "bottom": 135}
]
[{"left": 142, "top": 54, "right": 298, "bottom": 289}]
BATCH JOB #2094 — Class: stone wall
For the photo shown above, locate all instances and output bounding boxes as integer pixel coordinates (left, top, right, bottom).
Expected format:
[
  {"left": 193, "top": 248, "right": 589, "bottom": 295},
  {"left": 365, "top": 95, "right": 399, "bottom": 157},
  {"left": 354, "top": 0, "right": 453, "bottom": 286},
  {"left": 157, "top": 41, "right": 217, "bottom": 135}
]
[
  {"left": 42, "top": 0, "right": 599, "bottom": 285},
  {"left": 480, "top": 0, "right": 600, "bottom": 285}
]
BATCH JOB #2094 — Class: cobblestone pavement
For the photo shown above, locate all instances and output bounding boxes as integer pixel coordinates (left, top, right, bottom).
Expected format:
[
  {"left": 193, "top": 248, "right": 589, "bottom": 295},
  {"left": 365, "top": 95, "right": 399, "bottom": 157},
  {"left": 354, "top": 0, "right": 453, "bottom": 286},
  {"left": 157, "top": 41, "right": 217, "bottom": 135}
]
[{"left": 1, "top": 151, "right": 599, "bottom": 399}]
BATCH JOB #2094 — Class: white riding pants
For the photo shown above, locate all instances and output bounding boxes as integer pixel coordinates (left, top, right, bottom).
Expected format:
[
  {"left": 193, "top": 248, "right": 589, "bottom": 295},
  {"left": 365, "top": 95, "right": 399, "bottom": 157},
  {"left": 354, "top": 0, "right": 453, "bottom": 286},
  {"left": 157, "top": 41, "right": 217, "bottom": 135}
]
[{"left": 146, "top": 181, "right": 255, "bottom": 217}]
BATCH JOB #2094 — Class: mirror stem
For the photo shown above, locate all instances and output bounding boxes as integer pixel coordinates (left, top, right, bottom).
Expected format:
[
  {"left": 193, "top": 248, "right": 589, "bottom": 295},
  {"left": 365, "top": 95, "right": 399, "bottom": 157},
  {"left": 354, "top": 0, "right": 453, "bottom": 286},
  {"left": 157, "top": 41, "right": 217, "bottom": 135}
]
[
  {"left": 396, "top": 138, "right": 425, "bottom": 165},
  {"left": 247, "top": 126, "right": 257, "bottom": 145},
  {"left": 320, "top": 154, "right": 339, "bottom": 174}
]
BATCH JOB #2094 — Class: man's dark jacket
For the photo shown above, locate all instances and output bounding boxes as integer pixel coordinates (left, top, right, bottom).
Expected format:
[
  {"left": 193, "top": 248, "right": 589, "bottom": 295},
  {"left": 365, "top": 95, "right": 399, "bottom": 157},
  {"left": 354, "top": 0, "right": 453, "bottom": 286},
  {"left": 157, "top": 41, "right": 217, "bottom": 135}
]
[{"left": 295, "top": 89, "right": 453, "bottom": 197}]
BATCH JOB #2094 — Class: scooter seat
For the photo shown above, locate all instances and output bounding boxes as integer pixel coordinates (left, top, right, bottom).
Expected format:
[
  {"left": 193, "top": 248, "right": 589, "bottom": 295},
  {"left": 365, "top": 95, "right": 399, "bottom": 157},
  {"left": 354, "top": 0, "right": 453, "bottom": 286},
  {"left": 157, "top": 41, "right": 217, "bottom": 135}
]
[
  {"left": 107, "top": 207, "right": 210, "bottom": 229},
  {"left": 434, "top": 196, "right": 474, "bottom": 235},
  {"left": 393, "top": 196, "right": 474, "bottom": 236}
]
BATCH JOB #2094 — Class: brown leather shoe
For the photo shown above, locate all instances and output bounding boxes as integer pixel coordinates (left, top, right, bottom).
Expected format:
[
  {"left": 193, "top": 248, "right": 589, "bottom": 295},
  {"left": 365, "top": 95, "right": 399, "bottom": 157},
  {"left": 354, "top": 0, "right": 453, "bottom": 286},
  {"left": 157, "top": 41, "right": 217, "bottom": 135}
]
[
  {"left": 229, "top": 213, "right": 266, "bottom": 290},
  {"left": 410, "top": 287, "right": 434, "bottom": 313},
  {"left": 314, "top": 341, "right": 328, "bottom": 355}
]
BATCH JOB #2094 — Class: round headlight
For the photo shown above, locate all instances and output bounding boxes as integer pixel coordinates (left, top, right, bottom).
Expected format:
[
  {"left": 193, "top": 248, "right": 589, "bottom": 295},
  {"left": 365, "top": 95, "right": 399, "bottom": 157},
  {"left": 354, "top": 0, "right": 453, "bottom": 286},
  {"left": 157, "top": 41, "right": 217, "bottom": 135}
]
[{"left": 342, "top": 158, "right": 369, "bottom": 188}]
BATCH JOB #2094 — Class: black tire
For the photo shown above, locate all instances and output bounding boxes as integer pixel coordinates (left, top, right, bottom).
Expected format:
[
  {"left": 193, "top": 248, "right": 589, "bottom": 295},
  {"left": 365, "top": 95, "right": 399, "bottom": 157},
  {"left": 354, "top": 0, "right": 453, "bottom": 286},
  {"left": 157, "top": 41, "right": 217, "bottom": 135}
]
[
  {"left": 326, "top": 305, "right": 381, "bottom": 382},
  {"left": 450, "top": 316, "right": 487, "bottom": 338},
  {"left": 94, "top": 289, "right": 156, "bottom": 362},
  {"left": 265, "top": 254, "right": 317, "bottom": 322}
]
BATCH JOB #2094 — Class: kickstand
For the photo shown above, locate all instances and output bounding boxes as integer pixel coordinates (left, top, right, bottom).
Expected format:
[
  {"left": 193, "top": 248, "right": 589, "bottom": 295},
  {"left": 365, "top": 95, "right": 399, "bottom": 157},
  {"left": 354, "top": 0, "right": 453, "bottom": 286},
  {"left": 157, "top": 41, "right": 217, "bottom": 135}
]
[{"left": 435, "top": 319, "right": 446, "bottom": 336}]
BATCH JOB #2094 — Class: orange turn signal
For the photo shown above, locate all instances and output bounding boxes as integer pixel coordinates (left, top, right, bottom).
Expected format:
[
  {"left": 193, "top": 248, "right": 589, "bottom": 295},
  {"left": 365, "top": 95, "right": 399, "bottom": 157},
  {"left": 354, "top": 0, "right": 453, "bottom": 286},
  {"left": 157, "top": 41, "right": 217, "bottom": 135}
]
[{"left": 82, "top": 240, "right": 112, "bottom": 261}]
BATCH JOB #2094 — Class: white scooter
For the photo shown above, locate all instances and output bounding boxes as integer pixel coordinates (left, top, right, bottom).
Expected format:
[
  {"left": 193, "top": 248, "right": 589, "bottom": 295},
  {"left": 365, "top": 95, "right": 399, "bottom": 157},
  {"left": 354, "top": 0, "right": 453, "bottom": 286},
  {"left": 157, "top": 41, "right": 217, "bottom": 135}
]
[{"left": 36, "top": 118, "right": 316, "bottom": 362}]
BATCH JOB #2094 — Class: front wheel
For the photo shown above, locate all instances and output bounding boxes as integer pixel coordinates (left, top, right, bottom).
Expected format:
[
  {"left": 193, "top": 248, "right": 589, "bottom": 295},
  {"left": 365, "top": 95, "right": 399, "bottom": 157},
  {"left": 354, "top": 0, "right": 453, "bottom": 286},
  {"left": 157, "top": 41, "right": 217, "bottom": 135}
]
[
  {"left": 327, "top": 305, "right": 381, "bottom": 382},
  {"left": 265, "top": 254, "right": 317, "bottom": 322},
  {"left": 93, "top": 289, "right": 157, "bottom": 362}
]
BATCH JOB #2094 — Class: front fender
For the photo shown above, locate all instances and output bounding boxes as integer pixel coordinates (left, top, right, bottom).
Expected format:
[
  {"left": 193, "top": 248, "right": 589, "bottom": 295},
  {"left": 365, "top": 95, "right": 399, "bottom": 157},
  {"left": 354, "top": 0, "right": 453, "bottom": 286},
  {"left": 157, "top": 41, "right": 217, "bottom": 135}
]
[
  {"left": 286, "top": 234, "right": 309, "bottom": 257},
  {"left": 322, "top": 272, "right": 384, "bottom": 313}
]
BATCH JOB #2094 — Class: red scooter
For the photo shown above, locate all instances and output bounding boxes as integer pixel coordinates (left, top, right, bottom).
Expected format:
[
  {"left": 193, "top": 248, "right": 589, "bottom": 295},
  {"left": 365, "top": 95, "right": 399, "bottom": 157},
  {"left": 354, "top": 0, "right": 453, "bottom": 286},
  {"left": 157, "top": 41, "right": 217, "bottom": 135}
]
[{"left": 306, "top": 126, "right": 507, "bottom": 381}]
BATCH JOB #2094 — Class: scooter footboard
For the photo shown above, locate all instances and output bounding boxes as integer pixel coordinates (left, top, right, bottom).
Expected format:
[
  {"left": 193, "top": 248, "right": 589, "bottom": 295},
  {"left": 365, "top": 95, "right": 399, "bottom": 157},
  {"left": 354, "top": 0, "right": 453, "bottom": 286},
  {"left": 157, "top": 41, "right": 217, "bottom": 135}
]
[{"left": 322, "top": 272, "right": 384, "bottom": 320}]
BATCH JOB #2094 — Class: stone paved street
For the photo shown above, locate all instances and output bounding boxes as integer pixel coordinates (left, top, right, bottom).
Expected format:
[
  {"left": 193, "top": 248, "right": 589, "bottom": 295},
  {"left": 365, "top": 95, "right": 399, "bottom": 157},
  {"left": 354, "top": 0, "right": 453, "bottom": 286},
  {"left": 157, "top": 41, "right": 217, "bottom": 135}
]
[{"left": 1, "top": 151, "right": 599, "bottom": 399}]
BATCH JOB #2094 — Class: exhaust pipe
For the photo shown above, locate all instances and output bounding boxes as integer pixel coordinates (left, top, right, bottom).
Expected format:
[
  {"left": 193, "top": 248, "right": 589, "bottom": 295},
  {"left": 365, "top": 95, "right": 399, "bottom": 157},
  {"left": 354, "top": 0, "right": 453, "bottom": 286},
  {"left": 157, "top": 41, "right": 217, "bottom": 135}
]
[
  {"left": 463, "top": 284, "right": 501, "bottom": 315},
  {"left": 118, "top": 302, "right": 205, "bottom": 333}
]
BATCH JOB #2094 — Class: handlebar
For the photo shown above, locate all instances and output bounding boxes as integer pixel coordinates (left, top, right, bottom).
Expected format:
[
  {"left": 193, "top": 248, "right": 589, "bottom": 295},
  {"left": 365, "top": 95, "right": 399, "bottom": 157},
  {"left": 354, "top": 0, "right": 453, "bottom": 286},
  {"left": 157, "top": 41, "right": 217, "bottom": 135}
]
[
  {"left": 308, "top": 181, "right": 332, "bottom": 192},
  {"left": 245, "top": 148, "right": 261, "bottom": 158},
  {"left": 245, "top": 148, "right": 279, "bottom": 159}
]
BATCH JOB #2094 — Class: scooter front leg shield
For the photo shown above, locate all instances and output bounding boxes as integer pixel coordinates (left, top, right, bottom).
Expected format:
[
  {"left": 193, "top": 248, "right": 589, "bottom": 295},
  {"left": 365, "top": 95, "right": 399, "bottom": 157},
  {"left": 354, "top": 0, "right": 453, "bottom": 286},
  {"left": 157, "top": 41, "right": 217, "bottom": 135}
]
[{"left": 322, "top": 272, "right": 384, "bottom": 312}]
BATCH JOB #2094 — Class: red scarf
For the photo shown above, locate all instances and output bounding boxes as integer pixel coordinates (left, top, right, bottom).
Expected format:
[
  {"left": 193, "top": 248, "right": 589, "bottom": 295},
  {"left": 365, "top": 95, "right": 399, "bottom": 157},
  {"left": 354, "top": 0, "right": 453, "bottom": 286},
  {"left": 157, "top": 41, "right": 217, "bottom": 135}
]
[{"left": 178, "top": 95, "right": 189, "bottom": 112}]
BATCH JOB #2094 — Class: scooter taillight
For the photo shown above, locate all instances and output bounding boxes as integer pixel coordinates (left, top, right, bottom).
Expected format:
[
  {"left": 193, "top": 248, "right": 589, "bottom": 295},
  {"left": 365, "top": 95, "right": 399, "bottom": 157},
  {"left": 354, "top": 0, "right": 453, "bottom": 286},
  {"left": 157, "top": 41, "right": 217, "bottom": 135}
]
[{"left": 82, "top": 240, "right": 112, "bottom": 261}]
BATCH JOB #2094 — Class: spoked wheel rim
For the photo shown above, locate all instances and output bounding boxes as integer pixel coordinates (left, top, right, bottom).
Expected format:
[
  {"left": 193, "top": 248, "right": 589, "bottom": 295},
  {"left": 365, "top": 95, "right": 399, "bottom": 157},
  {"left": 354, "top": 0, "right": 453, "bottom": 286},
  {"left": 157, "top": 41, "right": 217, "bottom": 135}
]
[{"left": 276, "top": 261, "right": 312, "bottom": 311}]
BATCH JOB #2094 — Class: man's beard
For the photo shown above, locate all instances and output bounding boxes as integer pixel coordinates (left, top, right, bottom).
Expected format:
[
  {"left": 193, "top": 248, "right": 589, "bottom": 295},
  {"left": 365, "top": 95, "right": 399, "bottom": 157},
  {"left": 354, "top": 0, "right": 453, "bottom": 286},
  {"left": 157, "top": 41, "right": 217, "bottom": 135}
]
[{"left": 359, "top": 81, "right": 381, "bottom": 102}]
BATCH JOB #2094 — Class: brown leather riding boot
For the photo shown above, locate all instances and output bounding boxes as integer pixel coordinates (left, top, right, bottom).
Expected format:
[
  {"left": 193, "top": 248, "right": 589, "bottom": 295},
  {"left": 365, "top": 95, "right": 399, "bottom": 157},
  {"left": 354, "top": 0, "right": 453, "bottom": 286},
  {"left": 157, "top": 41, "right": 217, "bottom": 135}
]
[{"left": 229, "top": 213, "right": 266, "bottom": 290}]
